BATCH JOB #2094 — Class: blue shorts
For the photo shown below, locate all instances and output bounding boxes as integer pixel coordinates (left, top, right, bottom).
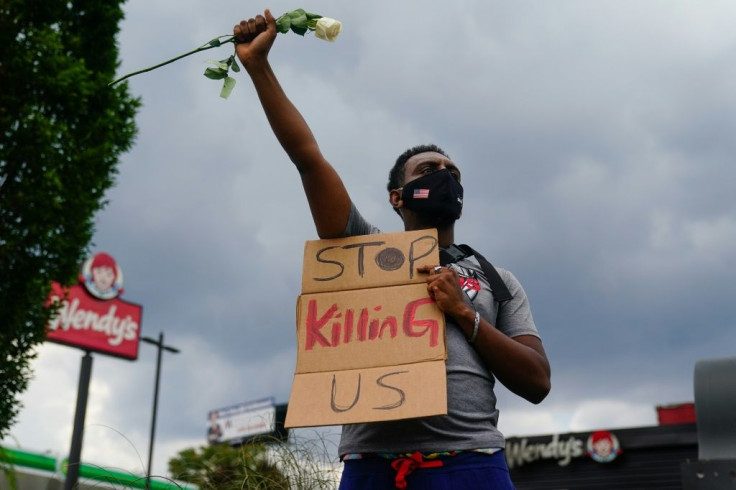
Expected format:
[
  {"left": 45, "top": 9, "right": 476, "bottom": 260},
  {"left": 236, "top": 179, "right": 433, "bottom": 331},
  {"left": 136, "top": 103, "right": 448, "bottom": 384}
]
[{"left": 338, "top": 451, "right": 515, "bottom": 490}]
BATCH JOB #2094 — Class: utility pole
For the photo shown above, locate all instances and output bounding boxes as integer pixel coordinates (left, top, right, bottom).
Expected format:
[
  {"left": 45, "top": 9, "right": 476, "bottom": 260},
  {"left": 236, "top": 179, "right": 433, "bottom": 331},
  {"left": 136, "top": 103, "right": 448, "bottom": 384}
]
[{"left": 141, "top": 332, "right": 179, "bottom": 490}]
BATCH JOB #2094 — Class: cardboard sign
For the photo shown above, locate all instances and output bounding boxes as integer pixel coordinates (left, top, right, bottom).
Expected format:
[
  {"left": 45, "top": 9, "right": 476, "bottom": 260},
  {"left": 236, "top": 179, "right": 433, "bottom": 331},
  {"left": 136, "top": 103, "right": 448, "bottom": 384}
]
[
  {"left": 286, "top": 229, "right": 447, "bottom": 428},
  {"left": 295, "top": 283, "right": 445, "bottom": 373},
  {"left": 301, "top": 230, "right": 440, "bottom": 294},
  {"left": 286, "top": 361, "right": 447, "bottom": 427}
]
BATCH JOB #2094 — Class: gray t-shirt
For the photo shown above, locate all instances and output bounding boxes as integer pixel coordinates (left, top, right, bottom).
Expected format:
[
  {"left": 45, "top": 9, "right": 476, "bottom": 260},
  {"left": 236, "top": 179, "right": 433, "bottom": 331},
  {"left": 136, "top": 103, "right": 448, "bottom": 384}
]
[{"left": 337, "top": 204, "right": 540, "bottom": 455}]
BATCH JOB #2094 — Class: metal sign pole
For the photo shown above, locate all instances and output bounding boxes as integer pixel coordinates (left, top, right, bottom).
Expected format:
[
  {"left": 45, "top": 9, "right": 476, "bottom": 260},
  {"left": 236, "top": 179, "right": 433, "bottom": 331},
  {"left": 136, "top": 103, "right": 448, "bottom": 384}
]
[{"left": 64, "top": 351, "right": 93, "bottom": 490}]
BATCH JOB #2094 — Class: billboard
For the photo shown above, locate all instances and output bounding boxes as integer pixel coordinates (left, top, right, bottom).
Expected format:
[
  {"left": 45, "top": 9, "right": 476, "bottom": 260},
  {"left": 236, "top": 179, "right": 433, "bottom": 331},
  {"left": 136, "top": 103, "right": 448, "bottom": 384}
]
[
  {"left": 208, "top": 398, "right": 288, "bottom": 446},
  {"left": 46, "top": 252, "right": 143, "bottom": 360}
]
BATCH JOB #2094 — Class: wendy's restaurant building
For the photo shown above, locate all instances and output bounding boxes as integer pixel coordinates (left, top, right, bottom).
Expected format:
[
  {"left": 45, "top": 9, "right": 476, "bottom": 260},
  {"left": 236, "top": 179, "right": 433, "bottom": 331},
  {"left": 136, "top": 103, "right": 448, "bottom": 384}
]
[
  {"left": 505, "top": 356, "right": 736, "bottom": 490},
  {"left": 505, "top": 404, "right": 698, "bottom": 489}
]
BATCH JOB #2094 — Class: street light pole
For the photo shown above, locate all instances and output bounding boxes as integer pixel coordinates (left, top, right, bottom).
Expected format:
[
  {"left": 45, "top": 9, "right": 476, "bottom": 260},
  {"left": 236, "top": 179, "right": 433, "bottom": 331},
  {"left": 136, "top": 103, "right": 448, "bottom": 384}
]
[{"left": 141, "top": 332, "right": 179, "bottom": 490}]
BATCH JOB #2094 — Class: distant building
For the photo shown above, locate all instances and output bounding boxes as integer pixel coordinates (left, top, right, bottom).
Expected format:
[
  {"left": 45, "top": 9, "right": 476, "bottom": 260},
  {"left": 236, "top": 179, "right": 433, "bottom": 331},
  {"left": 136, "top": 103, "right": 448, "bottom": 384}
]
[{"left": 505, "top": 404, "right": 697, "bottom": 489}]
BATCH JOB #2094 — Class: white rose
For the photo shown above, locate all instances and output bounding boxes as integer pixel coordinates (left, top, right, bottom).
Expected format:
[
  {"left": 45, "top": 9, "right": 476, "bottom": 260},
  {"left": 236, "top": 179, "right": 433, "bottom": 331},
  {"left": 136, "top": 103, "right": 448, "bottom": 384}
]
[{"left": 314, "top": 17, "right": 342, "bottom": 42}]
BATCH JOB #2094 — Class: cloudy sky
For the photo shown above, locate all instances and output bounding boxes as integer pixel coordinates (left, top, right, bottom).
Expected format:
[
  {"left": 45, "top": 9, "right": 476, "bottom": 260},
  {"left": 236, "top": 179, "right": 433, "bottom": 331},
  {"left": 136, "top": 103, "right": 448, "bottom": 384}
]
[{"left": 5, "top": 0, "right": 736, "bottom": 482}]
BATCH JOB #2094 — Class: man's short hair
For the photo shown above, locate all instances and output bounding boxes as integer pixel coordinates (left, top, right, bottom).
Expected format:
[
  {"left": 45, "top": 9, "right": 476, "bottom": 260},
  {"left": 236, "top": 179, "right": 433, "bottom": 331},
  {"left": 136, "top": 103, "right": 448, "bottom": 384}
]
[{"left": 386, "top": 144, "right": 450, "bottom": 192}]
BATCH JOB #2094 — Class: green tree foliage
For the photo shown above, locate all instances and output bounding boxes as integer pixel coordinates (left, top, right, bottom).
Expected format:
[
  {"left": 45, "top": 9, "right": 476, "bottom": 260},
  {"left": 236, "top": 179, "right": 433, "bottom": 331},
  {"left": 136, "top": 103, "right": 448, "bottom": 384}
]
[
  {"left": 168, "top": 444, "right": 291, "bottom": 490},
  {"left": 0, "top": 0, "right": 139, "bottom": 438}
]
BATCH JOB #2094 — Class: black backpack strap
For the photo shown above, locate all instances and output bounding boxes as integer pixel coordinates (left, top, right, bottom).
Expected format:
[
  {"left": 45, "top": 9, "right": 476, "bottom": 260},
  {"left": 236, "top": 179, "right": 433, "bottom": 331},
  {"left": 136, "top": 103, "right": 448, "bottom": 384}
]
[{"left": 457, "top": 244, "right": 513, "bottom": 302}]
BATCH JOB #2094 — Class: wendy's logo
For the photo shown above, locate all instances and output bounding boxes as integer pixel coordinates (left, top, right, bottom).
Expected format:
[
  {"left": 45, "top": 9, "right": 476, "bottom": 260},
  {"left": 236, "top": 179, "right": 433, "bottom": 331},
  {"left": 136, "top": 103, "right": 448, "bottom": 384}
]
[
  {"left": 587, "top": 430, "right": 622, "bottom": 463},
  {"left": 80, "top": 252, "right": 124, "bottom": 300}
]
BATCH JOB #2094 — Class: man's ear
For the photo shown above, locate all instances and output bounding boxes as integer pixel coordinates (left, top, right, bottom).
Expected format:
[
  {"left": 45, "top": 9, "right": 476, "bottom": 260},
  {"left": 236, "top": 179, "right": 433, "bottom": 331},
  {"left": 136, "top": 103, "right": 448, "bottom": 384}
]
[
  {"left": 389, "top": 189, "right": 404, "bottom": 218},
  {"left": 389, "top": 189, "right": 403, "bottom": 210}
]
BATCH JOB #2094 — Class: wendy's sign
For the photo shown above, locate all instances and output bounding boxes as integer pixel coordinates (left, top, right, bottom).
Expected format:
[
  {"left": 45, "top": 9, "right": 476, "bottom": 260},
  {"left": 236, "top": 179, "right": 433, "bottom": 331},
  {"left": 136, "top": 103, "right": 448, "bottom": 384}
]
[
  {"left": 285, "top": 230, "right": 447, "bottom": 428},
  {"left": 46, "top": 253, "right": 143, "bottom": 360}
]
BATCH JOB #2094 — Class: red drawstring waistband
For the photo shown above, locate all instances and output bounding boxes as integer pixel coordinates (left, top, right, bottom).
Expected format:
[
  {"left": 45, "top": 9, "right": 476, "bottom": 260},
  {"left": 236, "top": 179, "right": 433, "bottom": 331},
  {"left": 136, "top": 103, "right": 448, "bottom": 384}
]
[{"left": 390, "top": 451, "right": 444, "bottom": 489}]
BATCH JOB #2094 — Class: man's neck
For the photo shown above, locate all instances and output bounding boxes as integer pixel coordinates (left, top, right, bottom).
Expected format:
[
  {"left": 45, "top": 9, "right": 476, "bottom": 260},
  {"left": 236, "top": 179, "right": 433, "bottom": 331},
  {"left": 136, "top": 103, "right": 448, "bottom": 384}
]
[
  {"left": 403, "top": 219, "right": 455, "bottom": 248},
  {"left": 436, "top": 226, "right": 455, "bottom": 248}
]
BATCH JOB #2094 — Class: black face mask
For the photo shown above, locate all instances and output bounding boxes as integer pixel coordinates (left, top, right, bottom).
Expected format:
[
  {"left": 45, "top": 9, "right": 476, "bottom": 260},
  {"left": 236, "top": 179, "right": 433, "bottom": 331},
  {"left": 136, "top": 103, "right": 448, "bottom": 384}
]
[{"left": 400, "top": 169, "right": 464, "bottom": 223}]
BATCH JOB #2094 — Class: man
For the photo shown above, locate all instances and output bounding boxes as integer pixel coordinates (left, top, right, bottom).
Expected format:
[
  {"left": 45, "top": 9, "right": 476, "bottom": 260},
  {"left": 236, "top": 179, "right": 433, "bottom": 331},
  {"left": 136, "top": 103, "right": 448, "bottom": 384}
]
[{"left": 233, "top": 11, "right": 551, "bottom": 489}]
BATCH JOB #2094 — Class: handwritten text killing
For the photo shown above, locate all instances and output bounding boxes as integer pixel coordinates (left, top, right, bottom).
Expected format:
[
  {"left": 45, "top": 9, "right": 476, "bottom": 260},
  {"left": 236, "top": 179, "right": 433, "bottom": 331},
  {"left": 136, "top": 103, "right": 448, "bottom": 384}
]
[{"left": 305, "top": 297, "right": 440, "bottom": 350}]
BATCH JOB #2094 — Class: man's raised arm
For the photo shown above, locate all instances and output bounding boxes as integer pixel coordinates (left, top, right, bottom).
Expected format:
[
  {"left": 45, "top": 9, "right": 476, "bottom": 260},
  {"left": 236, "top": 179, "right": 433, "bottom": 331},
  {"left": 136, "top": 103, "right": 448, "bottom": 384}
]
[{"left": 233, "top": 10, "right": 351, "bottom": 238}]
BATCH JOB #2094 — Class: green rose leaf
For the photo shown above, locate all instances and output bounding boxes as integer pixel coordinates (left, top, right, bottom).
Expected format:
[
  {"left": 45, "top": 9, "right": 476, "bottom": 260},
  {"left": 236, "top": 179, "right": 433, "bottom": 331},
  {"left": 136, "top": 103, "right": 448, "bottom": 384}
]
[
  {"left": 229, "top": 57, "right": 240, "bottom": 73},
  {"left": 288, "top": 8, "right": 307, "bottom": 19},
  {"left": 208, "top": 38, "right": 222, "bottom": 47},
  {"left": 204, "top": 67, "right": 227, "bottom": 80},
  {"left": 220, "top": 76, "right": 236, "bottom": 99},
  {"left": 275, "top": 16, "right": 291, "bottom": 34},
  {"left": 206, "top": 59, "right": 229, "bottom": 71},
  {"left": 290, "top": 13, "right": 308, "bottom": 29},
  {"left": 305, "top": 12, "right": 322, "bottom": 20},
  {"left": 290, "top": 25, "right": 308, "bottom": 36}
]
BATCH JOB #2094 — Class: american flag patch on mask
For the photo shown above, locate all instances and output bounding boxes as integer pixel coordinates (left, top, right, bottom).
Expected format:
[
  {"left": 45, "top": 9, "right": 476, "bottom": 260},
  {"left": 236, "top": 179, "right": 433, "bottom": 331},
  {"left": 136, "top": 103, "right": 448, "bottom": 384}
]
[{"left": 413, "top": 189, "right": 430, "bottom": 199}]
